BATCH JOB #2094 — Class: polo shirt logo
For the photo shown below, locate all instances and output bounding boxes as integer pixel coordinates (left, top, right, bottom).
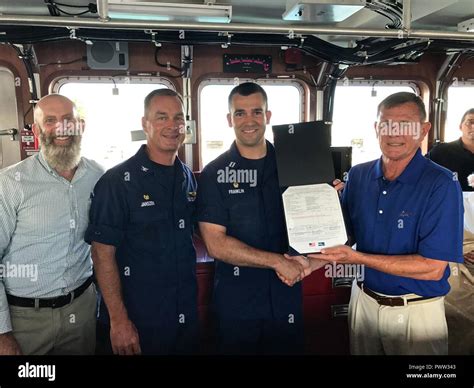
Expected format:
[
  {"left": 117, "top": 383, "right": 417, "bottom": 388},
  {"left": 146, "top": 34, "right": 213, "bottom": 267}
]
[
  {"left": 141, "top": 166, "right": 149, "bottom": 172},
  {"left": 399, "top": 210, "right": 412, "bottom": 217}
]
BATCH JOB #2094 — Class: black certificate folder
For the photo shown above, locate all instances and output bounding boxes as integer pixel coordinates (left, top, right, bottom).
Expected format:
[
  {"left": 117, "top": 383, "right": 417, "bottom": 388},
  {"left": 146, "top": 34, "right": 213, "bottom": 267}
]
[
  {"left": 272, "top": 121, "right": 335, "bottom": 187},
  {"left": 272, "top": 121, "right": 347, "bottom": 254}
]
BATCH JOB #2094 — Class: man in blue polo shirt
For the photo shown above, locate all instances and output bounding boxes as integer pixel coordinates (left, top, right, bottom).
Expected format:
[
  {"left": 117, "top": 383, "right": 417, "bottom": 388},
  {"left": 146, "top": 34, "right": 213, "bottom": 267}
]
[
  {"left": 85, "top": 89, "right": 197, "bottom": 355},
  {"left": 309, "top": 92, "right": 464, "bottom": 355},
  {"left": 197, "top": 82, "right": 311, "bottom": 354}
]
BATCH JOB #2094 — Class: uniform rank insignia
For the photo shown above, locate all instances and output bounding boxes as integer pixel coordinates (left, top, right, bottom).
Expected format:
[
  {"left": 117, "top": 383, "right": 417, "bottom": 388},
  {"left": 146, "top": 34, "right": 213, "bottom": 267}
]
[{"left": 187, "top": 191, "right": 197, "bottom": 202}]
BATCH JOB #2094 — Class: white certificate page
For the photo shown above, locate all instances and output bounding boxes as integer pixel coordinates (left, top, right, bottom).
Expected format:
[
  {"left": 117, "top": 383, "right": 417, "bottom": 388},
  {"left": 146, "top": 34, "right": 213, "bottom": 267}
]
[{"left": 282, "top": 183, "right": 347, "bottom": 254}]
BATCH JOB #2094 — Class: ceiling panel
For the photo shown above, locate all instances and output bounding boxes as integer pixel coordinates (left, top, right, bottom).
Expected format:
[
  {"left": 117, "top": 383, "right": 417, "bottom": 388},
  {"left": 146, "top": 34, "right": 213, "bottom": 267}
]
[{"left": 0, "top": 1, "right": 473, "bottom": 32}]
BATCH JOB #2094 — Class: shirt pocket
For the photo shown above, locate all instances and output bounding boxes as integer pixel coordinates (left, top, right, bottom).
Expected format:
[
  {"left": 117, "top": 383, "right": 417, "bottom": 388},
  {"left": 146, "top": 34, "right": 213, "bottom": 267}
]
[
  {"left": 129, "top": 206, "right": 169, "bottom": 225},
  {"left": 227, "top": 200, "right": 260, "bottom": 242},
  {"left": 128, "top": 207, "right": 171, "bottom": 251}
]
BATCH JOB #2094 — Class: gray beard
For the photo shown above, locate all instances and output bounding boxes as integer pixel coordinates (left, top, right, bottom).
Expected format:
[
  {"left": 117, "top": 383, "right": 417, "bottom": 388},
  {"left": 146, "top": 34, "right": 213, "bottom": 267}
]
[{"left": 40, "top": 132, "right": 82, "bottom": 171}]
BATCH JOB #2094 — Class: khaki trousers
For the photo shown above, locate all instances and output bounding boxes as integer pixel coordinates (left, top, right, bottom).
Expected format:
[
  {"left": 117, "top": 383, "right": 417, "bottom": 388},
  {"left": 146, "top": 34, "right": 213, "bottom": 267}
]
[
  {"left": 349, "top": 281, "right": 448, "bottom": 355},
  {"left": 10, "top": 283, "right": 97, "bottom": 355}
]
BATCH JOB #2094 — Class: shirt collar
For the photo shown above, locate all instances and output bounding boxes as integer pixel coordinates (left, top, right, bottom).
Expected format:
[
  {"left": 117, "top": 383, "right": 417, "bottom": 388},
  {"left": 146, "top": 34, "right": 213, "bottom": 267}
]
[
  {"left": 134, "top": 144, "right": 184, "bottom": 174},
  {"left": 457, "top": 137, "right": 474, "bottom": 155},
  {"left": 372, "top": 148, "right": 427, "bottom": 184},
  {"left": 373, "top": 157, "right": 384, "bottom": 181},
  {"left": 134, "top": 144, "right": 154, "bottom": 171},
  {"left": 37, "top": 150, "right": 54, "bottom": 174},
  {"left": 229, "top": 141, "right": 243, "bottom": 160},
  {"left": 229, "top": 140, "right": 275, "bottom": 162}
]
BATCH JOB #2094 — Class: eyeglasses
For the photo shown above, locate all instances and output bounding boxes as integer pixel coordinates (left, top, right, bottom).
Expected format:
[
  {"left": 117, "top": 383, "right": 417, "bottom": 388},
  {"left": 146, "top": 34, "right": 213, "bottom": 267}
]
[{"left": 462, "top": 119, "right": 474, "bottom": 127}]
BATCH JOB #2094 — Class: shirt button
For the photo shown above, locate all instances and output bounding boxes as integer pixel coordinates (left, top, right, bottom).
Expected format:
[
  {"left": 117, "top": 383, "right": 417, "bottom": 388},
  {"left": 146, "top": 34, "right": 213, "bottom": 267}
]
[
  {"left": 379, "top": 210, "right": 383, "bottom": 214},
  {"left": 382, "top": 190, "right": 387, "bottom": 195}
]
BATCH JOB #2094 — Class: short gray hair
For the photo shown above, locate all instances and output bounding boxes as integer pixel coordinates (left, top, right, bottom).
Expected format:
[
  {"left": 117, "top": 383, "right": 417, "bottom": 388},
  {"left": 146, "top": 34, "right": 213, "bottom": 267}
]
[
  {"left": 377, "top": 92, "right": 426, "bottom": 122},
  {"left": 144, "top": 89, "right": 184, "bottom": 117}
]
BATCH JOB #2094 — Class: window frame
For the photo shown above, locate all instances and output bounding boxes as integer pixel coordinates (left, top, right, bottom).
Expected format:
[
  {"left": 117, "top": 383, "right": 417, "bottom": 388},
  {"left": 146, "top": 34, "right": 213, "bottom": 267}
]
[
  {"left": 51, "top": 75, "right": 176, "bottom": 93},
  {"left": 444, "top": 80, "right": 474, "bottom": 142},
  {"left": 197, "top": 77, "right": 307, "bottom": 169},
  {"left": 198, "top": 77, "right": 306, "bottom": 121},
  {"left": 332, "top": 79, "right": 422, "bottom": 165},
  {"left": 336, "top": 78, "right": 420, "bottom": 93},
  {"left": 0, "top": 66, "right": 21, "bottom": 167},
  {"left": 49, "top": 75, "right": 175, "bottom": 169}
]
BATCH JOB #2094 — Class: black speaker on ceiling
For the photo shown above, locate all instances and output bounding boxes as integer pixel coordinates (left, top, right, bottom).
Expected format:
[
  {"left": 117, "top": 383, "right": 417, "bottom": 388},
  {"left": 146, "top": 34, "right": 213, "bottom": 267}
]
[{"left": 87, "top": 41, "right": 129, "bottom": 70}]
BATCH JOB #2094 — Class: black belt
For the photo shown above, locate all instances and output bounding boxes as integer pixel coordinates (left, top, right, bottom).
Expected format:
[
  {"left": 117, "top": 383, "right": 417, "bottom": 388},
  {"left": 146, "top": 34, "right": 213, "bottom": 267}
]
[
  {"left": 357, "top": 282, "right": 436, "bottom": 307},
  {"left": 7, "top": 277, "right": 93, "bottom": 309}
]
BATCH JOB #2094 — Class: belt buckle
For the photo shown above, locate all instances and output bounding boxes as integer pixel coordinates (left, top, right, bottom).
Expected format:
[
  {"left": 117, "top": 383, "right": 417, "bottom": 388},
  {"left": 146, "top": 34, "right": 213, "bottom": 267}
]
[{"left": 360, "top": 283, "right": 405, "bottom": 307}]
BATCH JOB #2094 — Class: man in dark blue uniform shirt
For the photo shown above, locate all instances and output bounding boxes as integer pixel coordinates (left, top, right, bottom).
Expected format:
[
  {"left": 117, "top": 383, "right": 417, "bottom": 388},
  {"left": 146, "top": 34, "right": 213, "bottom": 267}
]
[
  {"left": 85, "top": 89, "right": 197, "bottom": 355},
  {"left": 427, "top": 108, "right": 474, "bottom": 192},
  {"left": 197, "top": 82, "right": 312, "bottom": 354},
  {"left": 308, "top": 92, "right": 464, "bottom": 355}
]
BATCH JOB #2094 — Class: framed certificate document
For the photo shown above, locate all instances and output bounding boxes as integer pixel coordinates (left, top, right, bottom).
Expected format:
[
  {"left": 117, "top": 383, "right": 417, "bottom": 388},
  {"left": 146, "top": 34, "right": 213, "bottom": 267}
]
[{"left": 272, "top": 121, "right": 349, "bottom": 254}]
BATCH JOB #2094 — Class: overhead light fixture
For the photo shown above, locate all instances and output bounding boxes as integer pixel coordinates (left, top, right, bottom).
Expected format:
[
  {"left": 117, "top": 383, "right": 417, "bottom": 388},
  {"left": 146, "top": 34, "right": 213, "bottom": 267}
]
[
  {"left": 458, "top": 18, "right": 474, "bottom": 32},
  {"left": 102, "top": 0, "right": 232, "bottom": 23},
  {"left": 283, "top": 0, "right": 365, "bottom": 23}
]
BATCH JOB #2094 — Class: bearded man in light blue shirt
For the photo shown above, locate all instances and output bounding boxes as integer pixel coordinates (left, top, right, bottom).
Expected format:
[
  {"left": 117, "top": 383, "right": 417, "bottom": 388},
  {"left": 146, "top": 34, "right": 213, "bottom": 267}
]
[{"left": 0, "top": 94, "right": 103, "bottom": 355}]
